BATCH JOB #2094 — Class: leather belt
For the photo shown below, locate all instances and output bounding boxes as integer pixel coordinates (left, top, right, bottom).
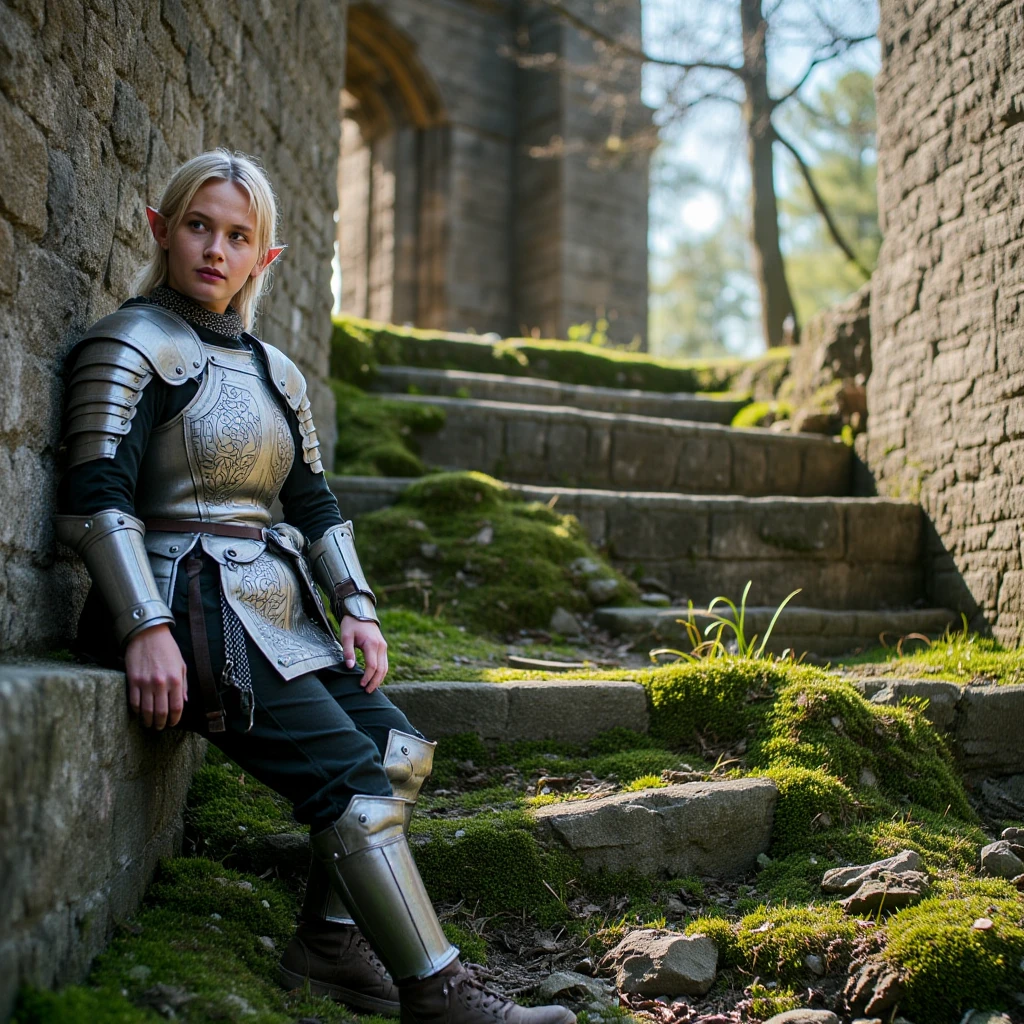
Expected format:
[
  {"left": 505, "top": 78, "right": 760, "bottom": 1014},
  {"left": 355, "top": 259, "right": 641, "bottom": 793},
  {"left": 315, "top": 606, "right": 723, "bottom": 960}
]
[{"left": 146, "top": 518, "right": 265, "bottom": 541}]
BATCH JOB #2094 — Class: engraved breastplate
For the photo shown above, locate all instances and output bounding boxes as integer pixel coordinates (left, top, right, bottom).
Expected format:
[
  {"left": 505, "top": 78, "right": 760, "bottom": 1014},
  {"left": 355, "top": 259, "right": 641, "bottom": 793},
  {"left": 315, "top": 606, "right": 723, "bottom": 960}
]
[
  {"left": 136, "top": 343, "right": 345, "bottom": 679},
  {"left": 136, "top": 344, "right": 294, "bottom": 525}
]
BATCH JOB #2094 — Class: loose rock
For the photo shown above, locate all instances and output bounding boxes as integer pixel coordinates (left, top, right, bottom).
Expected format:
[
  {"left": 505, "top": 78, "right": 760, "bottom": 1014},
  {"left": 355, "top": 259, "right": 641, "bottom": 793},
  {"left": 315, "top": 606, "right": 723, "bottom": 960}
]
[
  {"left": 534, "top": 971, "right": 614, "bottom": 1005},
  {"left": 763, "top": 1011, "right": 839, "bottom": 1024},
  {"left": 960, "top": 1014, "right": 1014, "bottom": 1024},
  {"left": 821, "top": 849, "right": 924, "bottom": 895},
  {"left": 979, "top": 840, "right": 1024, "bottom": 879},
  {"left": 549, "top": 607, "right": 583, "bottom": 635},
  {"left": 839, "top": 872, "right": 930, "bottom": 915},
  {"left": 586, "top": 578, "right": 620, "bottom": 605},
  {"left": 603, "top": 929, "right": 717, "bottom": 997}
]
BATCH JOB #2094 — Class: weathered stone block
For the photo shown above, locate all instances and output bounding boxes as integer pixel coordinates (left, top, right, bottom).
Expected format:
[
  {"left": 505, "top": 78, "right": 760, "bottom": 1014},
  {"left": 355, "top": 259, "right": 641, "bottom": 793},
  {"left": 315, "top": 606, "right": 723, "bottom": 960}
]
[
  {"left": 0, "top": 662, "right": 206, "bottom": 1018},
  {"left": 956, "top": 685, "right": 1024, "bottom": 775},
  {"left": 386, "top": 680, "right": 649, "bottom": 743},
  {"left": 0, "top": 91, "right": 48, "bottom": 237},
  {"left": 531, "top": 778, "right": 777, "bottom": 877}
]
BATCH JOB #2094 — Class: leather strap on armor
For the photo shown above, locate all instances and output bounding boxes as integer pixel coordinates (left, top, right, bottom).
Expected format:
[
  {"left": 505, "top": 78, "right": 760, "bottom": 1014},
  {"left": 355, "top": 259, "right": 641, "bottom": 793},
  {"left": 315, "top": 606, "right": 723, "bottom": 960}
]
[
  {"left": 53, "top": 509, "right": 174, "bottom": 648},
  {"left": 310, "top": 796, "right": 459, "bottom": 983},
  {"left": 185, "top": 552, "right": 227, "bottom": 734},
  {"left": 146, "top": 518, "right": 265, "bottom": 541},
  {"left": 307, "top": 521, "right": 379, "bottom": 625}
]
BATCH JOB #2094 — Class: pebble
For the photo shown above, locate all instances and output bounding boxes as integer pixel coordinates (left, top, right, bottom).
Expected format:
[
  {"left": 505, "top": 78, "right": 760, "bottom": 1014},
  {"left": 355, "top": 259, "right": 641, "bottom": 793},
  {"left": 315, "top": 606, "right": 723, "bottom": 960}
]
[
  {"left": 258, "top": 935, "right": 276, "bottom": 950},
  {"left": 804, "top": 953, "right": 825, "bottom": 976},
  {"left": 762, "top": 1011, "right": 839, "bottom": 1024}
]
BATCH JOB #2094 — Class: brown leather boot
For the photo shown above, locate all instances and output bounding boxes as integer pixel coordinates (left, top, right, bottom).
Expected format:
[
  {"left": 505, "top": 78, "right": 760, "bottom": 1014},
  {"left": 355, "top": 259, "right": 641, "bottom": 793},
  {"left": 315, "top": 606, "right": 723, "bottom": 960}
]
[
  {"left": 278, "top": 918, "right": 400, "bottom": 1015},
  {"left": 399, "top": 959, "right": 576, "bottom": 1024}
]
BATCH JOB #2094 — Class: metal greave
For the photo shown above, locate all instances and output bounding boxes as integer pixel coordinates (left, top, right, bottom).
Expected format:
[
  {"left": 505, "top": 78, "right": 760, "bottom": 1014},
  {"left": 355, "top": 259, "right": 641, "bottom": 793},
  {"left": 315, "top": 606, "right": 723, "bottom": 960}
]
[
  {"left": 310, "top": 794, "right": 458, "bottom": 983},
  {"left": 301, "top": 730, "right": 436, "bottom": 926}
]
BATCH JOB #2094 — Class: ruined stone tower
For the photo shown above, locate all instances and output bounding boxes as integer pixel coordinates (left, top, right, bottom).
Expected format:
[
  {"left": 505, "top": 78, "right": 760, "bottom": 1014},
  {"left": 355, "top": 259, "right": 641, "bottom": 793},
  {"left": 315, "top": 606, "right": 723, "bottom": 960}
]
[{"left": 337, "top": 0, "right": 650, "bottom": 344}]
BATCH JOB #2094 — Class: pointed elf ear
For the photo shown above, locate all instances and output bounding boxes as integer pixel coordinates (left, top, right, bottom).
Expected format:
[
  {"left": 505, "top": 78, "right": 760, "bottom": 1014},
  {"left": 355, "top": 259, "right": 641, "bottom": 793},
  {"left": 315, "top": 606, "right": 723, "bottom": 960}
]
[
  {"left": 263, "top": 245, "right": 286, "bottom": 268},
  {"left": 146, "top": 206, "right": 168, "bottom": 247}
]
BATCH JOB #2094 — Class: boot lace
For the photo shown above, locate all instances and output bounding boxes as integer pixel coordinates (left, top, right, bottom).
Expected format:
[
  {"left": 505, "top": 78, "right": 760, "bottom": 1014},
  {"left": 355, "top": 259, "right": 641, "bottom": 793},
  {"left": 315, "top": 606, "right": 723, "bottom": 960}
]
[
  {"left": 352, "top": 931, "right": 390, "bottom": 980},
  {"left": 450, "top": 965, "right": 516, "bottom": 1015}
]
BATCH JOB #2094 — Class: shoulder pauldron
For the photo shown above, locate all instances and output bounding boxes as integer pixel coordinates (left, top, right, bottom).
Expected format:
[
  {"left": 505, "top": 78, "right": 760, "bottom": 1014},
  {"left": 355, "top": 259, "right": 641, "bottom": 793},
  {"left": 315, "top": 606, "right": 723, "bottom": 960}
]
[
  {"left": 63, "top": 305, "right": 207, "bottom": 468},
  {"left": 252, "top": 339, "right": 324, "bottom": 474}
]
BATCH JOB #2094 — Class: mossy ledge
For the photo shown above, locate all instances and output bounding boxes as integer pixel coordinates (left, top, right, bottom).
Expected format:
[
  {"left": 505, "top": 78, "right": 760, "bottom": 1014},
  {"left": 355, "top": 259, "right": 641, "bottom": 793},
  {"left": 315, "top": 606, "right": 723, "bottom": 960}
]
[{"left": 331, "top": 315, "right": 789, "bottom": 396}]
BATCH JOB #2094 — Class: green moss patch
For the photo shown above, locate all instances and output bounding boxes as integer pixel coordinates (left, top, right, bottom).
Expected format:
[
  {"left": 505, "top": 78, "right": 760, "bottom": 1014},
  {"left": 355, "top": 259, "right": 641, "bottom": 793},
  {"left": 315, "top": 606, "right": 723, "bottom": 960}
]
[
  {"left": 331, "top": 379, "right": 445, "bottom": 476},
  {"left": 356, "top": 471, "right": 640, "bottom": 633},
  {"left": 332, "top": 315, "right": 774, "bottom": 395},
  {"left": 885, "top": 878, "right": 1024, "bottom": 1019}
]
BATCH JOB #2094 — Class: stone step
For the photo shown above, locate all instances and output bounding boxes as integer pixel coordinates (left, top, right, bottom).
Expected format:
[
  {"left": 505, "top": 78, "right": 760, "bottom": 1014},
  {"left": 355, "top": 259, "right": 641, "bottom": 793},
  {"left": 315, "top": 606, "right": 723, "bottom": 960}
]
[
  {"left": 386, "top": 679, "right": 649, "bottom": 742},
  {"left": 371, "top": 366, "right": 748, "bottom": 423},
  {"left": 377, "top": 394, "right": 851, "bottom": 496},
  {"left": 330, "top": 476, "right": 923, "bottom": 609},
  {"left": 593, "top": 606, "right": 961, "bottom": 658}
]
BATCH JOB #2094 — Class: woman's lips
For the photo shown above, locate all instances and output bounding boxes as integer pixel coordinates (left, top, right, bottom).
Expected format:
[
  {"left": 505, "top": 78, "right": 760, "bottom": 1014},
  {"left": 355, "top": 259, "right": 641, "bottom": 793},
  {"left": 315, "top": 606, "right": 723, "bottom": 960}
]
[{"left": 197, "top": 268, "right": 225, "bottom": 282}]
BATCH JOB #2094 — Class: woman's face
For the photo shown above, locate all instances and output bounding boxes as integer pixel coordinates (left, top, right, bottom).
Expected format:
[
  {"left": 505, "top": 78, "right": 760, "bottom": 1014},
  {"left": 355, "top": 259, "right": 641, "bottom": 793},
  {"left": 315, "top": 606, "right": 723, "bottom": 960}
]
[{"left": 156, "top": 179, "right": 266, "bottom": 313}]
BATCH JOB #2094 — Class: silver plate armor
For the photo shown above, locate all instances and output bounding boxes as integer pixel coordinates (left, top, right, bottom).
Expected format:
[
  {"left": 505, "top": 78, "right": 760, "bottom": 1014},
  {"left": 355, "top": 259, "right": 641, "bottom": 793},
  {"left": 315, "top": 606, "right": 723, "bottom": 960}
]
[
  {"left": 304, "top": 729, "right": 436, "bottom": 926},
  {"left": 308, "top": 521, "right": 379, "bottom": 624},
  {"left": 311, "top": 795, "right": 459, "bottom": 982},
  {"left": 53, "top": 509, "right": 175, "bottom": 647},
  {"left": 61, "top": 305, "right": 343, "bottom": 679},
  {"left": 63, "top": 306, "right": 207, "bottom": 469}
]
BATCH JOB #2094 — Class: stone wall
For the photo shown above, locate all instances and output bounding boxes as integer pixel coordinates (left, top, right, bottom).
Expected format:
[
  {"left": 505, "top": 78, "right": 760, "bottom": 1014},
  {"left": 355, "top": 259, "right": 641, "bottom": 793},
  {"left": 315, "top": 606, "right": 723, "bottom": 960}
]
[
  {"left": 0, "top": 662, "right": 206, "bottom": 1018},
  {"left": 0, "top": 0, "right": 347, "bottom": 654},
  {"left": 866, "top": 0, "right": 1024, "bottom": 642}
]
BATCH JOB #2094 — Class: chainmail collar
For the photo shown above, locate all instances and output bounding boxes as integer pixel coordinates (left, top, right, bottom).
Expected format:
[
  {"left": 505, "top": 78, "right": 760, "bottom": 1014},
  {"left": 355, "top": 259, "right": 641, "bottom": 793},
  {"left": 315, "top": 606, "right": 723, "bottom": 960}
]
[{"left": 148, "top": 284, "right": 245, "bottom": 341}]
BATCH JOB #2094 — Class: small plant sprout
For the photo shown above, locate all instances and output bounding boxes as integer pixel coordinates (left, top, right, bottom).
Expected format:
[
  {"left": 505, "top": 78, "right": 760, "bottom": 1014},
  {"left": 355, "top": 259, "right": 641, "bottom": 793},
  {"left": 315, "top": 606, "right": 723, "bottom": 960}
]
[{"left": 649, "top": 581, "right": 803, "bottom": 663}]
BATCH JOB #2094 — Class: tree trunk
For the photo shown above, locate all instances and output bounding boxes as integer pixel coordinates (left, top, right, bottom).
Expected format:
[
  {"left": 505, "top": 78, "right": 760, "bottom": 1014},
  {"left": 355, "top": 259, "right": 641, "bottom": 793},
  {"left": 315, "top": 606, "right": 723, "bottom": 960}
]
[{"left": 739, "top": 0, "right": 798, "bottom": 347}]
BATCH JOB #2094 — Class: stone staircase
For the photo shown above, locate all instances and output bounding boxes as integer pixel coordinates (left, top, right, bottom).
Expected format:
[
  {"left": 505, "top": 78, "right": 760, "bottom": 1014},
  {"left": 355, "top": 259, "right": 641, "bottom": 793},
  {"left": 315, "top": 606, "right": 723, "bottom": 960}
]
[{"left": 338, "top": 366, "right": 958, "bottom": 656}]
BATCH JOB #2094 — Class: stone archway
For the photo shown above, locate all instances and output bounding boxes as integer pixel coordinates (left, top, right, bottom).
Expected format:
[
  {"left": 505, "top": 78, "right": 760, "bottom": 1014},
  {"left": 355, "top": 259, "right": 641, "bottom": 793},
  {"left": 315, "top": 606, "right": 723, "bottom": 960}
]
[{"left": 337, "top": 3, "right": 449, "bottom": 328}]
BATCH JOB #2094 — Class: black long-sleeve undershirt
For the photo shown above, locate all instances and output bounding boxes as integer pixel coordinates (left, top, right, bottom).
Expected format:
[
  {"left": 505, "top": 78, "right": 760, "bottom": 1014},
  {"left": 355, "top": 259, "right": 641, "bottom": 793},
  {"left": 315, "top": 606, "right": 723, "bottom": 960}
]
[{"left": 56, "top": 303, "right": 343, "bottom": 543}]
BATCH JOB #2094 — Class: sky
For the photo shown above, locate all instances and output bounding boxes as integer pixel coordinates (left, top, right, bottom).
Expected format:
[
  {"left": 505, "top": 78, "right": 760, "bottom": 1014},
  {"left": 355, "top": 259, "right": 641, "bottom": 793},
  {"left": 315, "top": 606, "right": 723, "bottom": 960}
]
[{"left": 641, "top": 0, "right": 880, "bottom": 352}]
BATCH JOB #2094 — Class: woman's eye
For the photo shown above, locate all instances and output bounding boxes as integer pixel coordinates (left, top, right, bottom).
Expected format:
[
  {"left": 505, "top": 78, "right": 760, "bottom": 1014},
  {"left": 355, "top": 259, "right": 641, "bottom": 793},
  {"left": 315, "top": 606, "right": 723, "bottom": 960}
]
[{"left": 189, "top": 220, "right": 205, "bottom": 230}]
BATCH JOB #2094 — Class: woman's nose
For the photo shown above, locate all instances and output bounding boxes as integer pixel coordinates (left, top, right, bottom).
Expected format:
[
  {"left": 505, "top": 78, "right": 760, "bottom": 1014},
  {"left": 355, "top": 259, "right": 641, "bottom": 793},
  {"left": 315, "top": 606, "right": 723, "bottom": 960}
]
[{"left": 204, "top": 233, "right": 226, "bottom": 258}]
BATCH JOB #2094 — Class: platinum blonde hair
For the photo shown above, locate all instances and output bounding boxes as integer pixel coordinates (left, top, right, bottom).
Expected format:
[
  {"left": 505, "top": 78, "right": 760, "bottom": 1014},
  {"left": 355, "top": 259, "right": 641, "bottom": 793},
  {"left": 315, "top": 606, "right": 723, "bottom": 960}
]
[{"left": 134, "top": 149, "right": 281, "bottom": 331}]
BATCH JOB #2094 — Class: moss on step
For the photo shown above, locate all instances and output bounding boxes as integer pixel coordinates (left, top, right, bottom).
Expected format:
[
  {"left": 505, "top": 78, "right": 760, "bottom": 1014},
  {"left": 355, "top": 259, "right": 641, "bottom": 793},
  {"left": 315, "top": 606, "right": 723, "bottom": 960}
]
[
  {"left": 331, "top": 379, "right": 445, "bottom": 477},
  {"left": 12, "top": 858, "right": 358, "bottom": 1024},
  {"left": 838, "top": 627, "right": 1024, "bottom": 685},
  {"left": 355, "top": 472, "right": 640, "bottom": 633},
  {"left": 332, "top": 315, "right": 779, "bottom": 395}
]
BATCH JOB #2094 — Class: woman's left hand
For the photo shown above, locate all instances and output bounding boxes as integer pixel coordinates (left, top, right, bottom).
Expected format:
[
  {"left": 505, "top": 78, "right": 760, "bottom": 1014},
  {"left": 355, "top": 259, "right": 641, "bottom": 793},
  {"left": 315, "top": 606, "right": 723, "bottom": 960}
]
[{"left": 339, "top": 616, "right": 389, "bottom": 692}]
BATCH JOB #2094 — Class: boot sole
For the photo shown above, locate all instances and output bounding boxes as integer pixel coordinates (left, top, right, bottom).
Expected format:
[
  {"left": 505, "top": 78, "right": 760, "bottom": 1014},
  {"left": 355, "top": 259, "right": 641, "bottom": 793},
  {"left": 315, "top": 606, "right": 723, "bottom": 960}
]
[{"left": 277, "top": 964, "right": 401, "bottom": 1016}]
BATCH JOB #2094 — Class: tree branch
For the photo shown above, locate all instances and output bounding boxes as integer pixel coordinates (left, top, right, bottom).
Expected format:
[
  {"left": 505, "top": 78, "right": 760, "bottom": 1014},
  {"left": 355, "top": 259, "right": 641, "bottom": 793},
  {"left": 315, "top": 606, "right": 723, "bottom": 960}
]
[
  {"left": 536, "top": 0, "right": 745, "bottom": 77},
  {"left": 772, "top": 125, "right": 872, "bottom": 280},
  {"left": 770, "top": 34, "right": 875, "bottom": 109}
]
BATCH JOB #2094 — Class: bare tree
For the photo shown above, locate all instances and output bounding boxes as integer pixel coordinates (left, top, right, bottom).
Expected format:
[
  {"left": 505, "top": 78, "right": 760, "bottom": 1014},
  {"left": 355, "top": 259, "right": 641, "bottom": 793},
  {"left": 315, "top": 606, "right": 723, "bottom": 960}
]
[{"left": 523, "top": 0, "right": 876, "bottom": 347}]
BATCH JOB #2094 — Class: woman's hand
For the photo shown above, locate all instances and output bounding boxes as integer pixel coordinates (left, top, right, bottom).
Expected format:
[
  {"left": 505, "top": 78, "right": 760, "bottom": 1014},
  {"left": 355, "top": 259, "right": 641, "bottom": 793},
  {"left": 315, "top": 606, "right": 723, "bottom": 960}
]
[
  {"left": 340, "top": 616, "right": 388, "bottom": 693},
  {"left": 124, "top": 623, "right": 189, "bottom": 729}
]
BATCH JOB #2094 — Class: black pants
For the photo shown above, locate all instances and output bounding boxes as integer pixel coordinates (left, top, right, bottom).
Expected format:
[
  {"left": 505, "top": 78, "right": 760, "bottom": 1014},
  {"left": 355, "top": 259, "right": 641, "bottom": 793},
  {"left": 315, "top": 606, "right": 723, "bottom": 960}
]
[{"left": 78, "top": 555, "right": 420, "bottom": 834}]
